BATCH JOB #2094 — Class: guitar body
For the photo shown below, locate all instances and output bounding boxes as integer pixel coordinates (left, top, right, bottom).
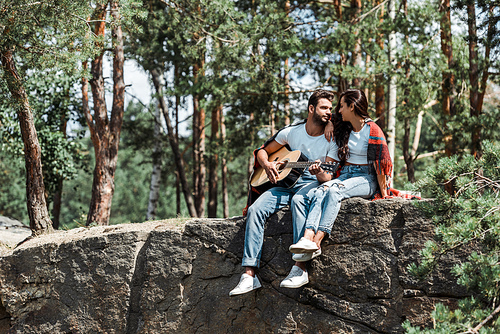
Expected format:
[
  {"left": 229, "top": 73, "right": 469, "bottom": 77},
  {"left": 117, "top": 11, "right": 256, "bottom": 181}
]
[{"left": 250, "top": 147, "right": 306, "bottom": 189}]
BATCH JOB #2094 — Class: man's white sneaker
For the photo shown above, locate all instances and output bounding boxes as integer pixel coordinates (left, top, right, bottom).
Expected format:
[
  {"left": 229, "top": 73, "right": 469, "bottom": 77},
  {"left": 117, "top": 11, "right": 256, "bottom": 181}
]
[
  {"left": 289, "top": 237, "right": 319, "bottom": 253},
  {"left": 292, "top": 248, "right": 321, "bottom": 262},
  {"left": 229, "top": 273, "right": 262, "bottom": 296},
  {"left": 280, "top": 265, "right": 309, "bottom": 288}
]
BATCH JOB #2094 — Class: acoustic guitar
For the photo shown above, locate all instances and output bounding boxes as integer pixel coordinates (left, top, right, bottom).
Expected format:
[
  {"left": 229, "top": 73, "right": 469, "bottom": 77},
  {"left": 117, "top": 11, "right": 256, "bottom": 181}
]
[{"left": 250, "top": 146, "right": 340, "bottom": 190}]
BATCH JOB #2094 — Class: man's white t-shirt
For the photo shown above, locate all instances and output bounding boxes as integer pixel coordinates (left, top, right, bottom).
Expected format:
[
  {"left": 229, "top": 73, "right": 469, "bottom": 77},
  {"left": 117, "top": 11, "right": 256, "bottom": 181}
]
[{"left": 274, "top": 123, "right": 337, "bottom": 179}]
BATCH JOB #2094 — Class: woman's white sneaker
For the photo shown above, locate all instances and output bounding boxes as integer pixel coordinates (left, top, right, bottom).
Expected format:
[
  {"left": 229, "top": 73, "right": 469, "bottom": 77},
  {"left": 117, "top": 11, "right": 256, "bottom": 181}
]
[
  {"left": 229, "top": 273, "right": 262, "bottom": 296},
  {"left": 280, "top": 265, "right": 309, "bottom": 288},
  {"left": 292, "top": 248, "right": 321, "bottom": 262},
  {"left": 289, "top": 237, "right": 319, "bottom": 253}
]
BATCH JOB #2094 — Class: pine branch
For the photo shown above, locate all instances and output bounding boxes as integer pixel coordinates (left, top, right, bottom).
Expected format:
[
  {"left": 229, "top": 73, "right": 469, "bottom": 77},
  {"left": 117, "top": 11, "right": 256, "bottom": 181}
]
[
  {"left": 351, "top": 0, "right": 389, "bottom": 24},
  {"left": 458, "top": 303, "right": 500, "bottom": 334},
  {"left": 200, "top": 27, "right": 239, "bottom": 44},
  {"left": 441, "top": 172, "right": 475, "bottom": 187}
]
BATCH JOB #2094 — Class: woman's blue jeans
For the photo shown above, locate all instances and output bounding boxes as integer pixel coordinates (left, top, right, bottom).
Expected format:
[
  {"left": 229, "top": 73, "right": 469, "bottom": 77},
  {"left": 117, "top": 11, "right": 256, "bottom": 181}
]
[
  {"left": 242, "top": 175, "right": 319, "bottom": 268},
  {"left": 304, "top": 165, "right": 378, "bottom": 234}
]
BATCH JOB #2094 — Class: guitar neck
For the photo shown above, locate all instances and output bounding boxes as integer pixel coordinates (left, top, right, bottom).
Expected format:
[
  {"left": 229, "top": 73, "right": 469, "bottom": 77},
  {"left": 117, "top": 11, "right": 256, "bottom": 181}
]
[
  {"left": 284, "top": 161, "right": 339, "bottom": 174},
  {"left": 285, "top": 161, "right": 321, "bottom": 169}
]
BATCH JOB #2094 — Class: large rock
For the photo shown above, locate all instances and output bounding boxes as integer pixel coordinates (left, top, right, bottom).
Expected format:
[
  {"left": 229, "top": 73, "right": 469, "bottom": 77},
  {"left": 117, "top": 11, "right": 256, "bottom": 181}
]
[
  {"left": 0, "top": 216, "right": 30, "bottom": 249},
  {"left": 0, "top": 199, "right": 469, "bottom": 333}
]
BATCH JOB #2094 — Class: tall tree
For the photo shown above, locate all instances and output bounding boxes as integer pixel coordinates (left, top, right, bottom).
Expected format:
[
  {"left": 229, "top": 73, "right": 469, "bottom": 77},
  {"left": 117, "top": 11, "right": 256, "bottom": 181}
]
[
  {"left": 459, "top": 0, "right": 498, "bottom": 159},
  {"left": 402, "top": 0, "right": 415, "bottom": 182},
  {"left": 386, "top": 0, "right": 398, "bottom": 171},
  {"left": 0, "top": 50, "right": 52, "bottom": 235},
  {"left": 36, "top": 75, "right": 84, "bottom": 229},
  {"left": 375, "top": 0, "right": 386, "bottom": 129},
  {"left": 0, "top": 69, "right": 85, "bottom": 229},
  {"left": 0, "top": 1, "right": 95, "bottom": 234},
  {"left": 467, "top": 1, "right": 481, "bottom": 158},
  {"left": 150, "top": 68, "right": 198, "bottom": 217},
  {"left": 146, "top": 103, "right": 163, "bottom": 220},
  {"left": 352, "top": 0, "right": 363, "bottom": 87},
  {"left": 174, "top": 64, "right": 182, "bottom": 216},
  {"left": 439, "top": 0, "right": 456, "bottom": 157},
  {"left": 220, "top": 111, "right": 229, "bottom": 218},
  {"left": 208, "top": 104, "right": 221, "bottom": 217},
  {"left": 83, "top": 1, "right": 126, "bottom": 226},
  {"left": 192, "top": 60, "right": 206, "bottom": 217}
]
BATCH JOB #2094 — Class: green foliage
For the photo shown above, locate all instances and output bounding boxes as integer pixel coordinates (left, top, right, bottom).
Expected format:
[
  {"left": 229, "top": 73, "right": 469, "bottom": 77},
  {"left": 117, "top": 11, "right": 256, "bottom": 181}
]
[
  {"left": 0, "top": 1, "right": 99, "bottom": 72},
  {"left": 0, "top": 150, "right": 28, "bottom": 224},
  {"left": 30, "top": 70, "right": 86, "bottom": 205},
  {"left": 2, "top": 0, "right": 500, "bottom": 238},
  {"left": 404, "top": 300, "right": 500, "bottom": 333},
  {"left": 1, "top": 67, "right": 87, "bottom": 216},
  {"left": 406, "top": 141, "right": 500, "bottom": 333}
]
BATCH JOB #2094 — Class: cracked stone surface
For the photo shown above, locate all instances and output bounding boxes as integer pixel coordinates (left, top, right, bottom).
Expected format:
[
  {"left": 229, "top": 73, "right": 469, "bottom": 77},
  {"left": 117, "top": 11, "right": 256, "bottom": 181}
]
[
  {"left": 0, "top": 216, "right": 30, "bottom": 249},
  {"left": 0, "top": 198, "right": 471, "bottom": 333}
]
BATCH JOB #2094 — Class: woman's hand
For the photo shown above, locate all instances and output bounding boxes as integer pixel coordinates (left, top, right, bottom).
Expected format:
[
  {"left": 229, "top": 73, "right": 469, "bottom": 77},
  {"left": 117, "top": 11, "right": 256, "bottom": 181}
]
[
  {"left": 324, "top": 120, "right": 334, "bottom": 142},
  {"left": 377, "top": 174, "right": 388, "bottom": 198}
]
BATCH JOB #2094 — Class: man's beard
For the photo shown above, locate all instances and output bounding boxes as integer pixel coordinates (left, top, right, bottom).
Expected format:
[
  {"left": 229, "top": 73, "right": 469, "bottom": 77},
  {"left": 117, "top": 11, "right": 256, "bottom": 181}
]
[{"left": 312, "top": 109, "right": 329, "bottom": 126}]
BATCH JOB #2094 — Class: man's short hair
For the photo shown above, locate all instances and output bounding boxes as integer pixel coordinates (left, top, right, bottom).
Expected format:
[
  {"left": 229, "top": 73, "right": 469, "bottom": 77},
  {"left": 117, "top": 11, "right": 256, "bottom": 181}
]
[{"left": 308, "top": 89, "right": 335, "bottom": 109}]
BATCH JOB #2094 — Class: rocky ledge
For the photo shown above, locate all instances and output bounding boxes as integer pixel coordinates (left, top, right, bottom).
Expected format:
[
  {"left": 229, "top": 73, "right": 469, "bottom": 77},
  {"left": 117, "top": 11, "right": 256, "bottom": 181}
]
[{"left": 0, "top": 198, "right": 470, "bottom": 333}]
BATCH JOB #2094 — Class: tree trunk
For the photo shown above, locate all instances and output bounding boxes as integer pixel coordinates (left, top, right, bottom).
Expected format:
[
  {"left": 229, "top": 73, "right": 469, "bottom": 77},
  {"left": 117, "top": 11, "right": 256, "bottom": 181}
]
[
  {"left": 284, "top": 1, "right": 291, "bottom": 126},
  {"left": 375, "top": 77, "right": 386, "bottom": 129},
  {"left": 334, "top": 0, "right": 342, "bottom": 19},
  {"left": 352, "top": 0, "right": 362, "bottom": 87},
  {"left": 467, "top": 1, "right": 481, "bottom": 158},
  {"left": 175, "top": 63, "right": 181, "bottom": 216},
  {"left": 192, "top": 62, "right": 206, "bottom": 217},
  {"left": 386, "top": 0, "right": 397, "bottom": 175},
  {"left": 375, "top": 0, "right": 386, "bottom": 129},
  {"left": 147, "top": 103, "right": 163, "bottom": 220},
  {"left": 284, "top": 58, "right": 291, "bottom": 126},
  {"left": 85, "top": 5, "right": 109, "bottom": 226},
  {"left": 221, "top": 111, "right": 229, "bottom": 218},
  {"left": 439, "top": 0, "right": 456, "bottom": 157},
  {"left": 85, "top": 2, "right": 125, "bottom": 226},
  {"left": 151, "top": 68, "right": 198, "bottom": 217},
  {"left": 365, "top": 49, "right": 371, "bottom": 100},
  {"left": 411, "top": 110, "right": 425, "bottom": 158},
  {"left": 402, "top": 0, "right": 415, "bottom": 183},
  {"left": 270, "top": 104, "right": 276, "bottom": 136},
  {"left": 478, "top": 5, "right": 494, "bottom": 117},
  {"left": 1, "top": 48, "right": 53, "bottom": 235},
  {"left": 52, "top": 179, "right": 63, "bottom": 229},
  {"left": 52, "top": 103, "right": 68, "bottom": 229},
  {"left": 334, "top": 0, "right": 348, "bottom": 93},
  {"left": 403, "top": 118, "right": 415, "bottom": 182},
  {"left": 208, "top": 104, "right": 221, "bottom": 217}
]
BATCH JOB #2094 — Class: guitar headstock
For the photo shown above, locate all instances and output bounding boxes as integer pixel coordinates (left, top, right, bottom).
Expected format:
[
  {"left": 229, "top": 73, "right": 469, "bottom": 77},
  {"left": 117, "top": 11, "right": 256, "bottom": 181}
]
[{"left": 321, "top": 162, "right": 340, "bottom": 174}]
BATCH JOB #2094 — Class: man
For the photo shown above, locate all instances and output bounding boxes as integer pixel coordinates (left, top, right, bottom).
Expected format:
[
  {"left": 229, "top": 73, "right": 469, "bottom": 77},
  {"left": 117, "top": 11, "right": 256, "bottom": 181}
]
[{"left": 230, "top": 89, "right": 337, "bottom": 296}]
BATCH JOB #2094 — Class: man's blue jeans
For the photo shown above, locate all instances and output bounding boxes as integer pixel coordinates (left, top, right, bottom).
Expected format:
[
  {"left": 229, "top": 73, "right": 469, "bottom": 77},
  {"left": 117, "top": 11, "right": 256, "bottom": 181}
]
[
  {"left": 304, "top": 165, "right": 378, "bottom": 234},
  {"left": 242, "top": 175, "right": 319, "bottom": 268}
]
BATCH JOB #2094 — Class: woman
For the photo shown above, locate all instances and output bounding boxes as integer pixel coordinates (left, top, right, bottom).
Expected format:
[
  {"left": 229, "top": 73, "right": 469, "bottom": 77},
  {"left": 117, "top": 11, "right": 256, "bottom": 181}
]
[{"left": 280, "top": 88, "right": 393, "bottom": 288}]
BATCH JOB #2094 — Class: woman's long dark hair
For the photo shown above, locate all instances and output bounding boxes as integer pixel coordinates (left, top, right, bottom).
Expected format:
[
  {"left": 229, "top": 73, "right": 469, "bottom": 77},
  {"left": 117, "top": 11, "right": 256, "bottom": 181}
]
[{"left": 333, "top": 89, "right": 369, "bottom": 165}]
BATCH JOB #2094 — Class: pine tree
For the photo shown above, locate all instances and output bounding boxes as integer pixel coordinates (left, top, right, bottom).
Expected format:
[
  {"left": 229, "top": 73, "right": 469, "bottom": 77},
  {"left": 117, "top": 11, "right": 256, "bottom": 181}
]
[
  {"left": 0, "top": 1, "right": 97, "bottom": 234},
  {"left": 405, "top": 141, "right": 500, "bottom": 333}
]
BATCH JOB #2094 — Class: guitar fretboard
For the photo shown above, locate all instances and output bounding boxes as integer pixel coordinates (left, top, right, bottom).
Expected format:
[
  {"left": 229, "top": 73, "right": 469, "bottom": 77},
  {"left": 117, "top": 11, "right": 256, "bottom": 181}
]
[{"left": 282, "top": 161, "right": 339, "bottom": 172}]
